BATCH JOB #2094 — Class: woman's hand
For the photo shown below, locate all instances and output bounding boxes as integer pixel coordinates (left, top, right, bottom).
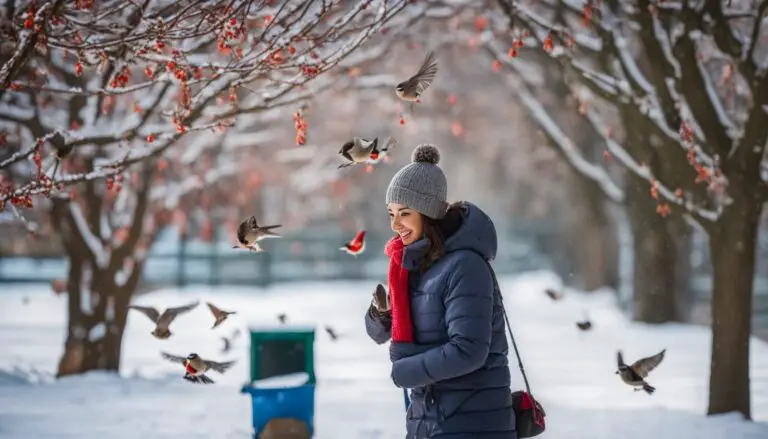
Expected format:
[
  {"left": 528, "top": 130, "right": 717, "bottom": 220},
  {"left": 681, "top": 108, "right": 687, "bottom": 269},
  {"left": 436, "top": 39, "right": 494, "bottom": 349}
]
[{"left": 365, "top": 284, "right": 392, "bottom": 344}]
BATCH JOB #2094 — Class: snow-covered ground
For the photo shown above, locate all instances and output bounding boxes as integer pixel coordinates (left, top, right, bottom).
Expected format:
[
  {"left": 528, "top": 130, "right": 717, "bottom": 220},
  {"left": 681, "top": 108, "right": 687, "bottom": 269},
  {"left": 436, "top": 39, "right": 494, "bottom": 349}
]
[{"left": 1, "top": 271, "right": 768, "bottom": 439}]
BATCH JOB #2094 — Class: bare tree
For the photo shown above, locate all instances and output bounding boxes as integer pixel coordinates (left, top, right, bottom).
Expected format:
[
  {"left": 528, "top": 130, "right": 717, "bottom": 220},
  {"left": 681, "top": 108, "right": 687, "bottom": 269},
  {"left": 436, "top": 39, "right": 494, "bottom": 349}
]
[
  {"left": 479, "top": 0, "right": 767, "bottom": 419},
  {"left": 0, "top": 0, "right": 469, "bottom": 377}
]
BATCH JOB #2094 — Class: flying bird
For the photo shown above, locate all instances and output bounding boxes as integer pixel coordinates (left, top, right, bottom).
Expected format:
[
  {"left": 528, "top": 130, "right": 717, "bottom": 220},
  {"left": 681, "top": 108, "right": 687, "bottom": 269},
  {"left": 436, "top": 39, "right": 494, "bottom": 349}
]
[
  {"left": 395, "top": 50, "right": 438, "bottom": 114},
  {"left": 161, "top": 352, "right": 236, "bottom": 384},
  {"left": 234, "top": 216, "right": 281, "bottom": 253},
  {"left": 128, "top": 301, "right": 199, "bottom": 339},
  {"left": 544, "top": 288, "right": 564, "bottom": 301},
  {"left": 338, "top": 137, "right": 397, "bottom": 169},
  {"left": 616, "top": 349, "right": 666, "bottom": 395},
  {"left": 340, "top": 230, "right": 366, "bottom": 256},
  {"left": 206, "top": 302, "right": 236, "bottom": 329},
  {"left": 277, "top": 313, "right": 287, "bottom": 324},
  {"left": 220, "top": 328, "right": 241, "bottom": 354},
  {"left": 324, "top": 325, "right": 339, "bottom": 341}
]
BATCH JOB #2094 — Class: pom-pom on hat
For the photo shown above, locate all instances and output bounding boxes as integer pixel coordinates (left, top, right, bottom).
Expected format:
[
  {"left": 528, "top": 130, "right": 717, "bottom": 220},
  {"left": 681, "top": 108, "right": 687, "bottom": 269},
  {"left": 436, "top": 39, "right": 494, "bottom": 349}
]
[{"left": 386, "top": 143, "right": 448, "bottom": 219}]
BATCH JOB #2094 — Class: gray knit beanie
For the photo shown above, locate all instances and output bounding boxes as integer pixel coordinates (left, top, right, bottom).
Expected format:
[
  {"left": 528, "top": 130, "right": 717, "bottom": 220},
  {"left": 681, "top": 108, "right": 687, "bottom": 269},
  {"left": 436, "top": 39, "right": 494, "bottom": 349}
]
[{"left": 385, "top": 144, "right": 448, "bottom": 219}]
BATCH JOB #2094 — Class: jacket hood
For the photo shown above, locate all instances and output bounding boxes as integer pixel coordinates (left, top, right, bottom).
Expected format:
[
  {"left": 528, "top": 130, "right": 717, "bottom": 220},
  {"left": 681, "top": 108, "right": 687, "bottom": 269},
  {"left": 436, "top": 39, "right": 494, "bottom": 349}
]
[{"left": 402, "top": 202, "right": 497, "bottom": 270}]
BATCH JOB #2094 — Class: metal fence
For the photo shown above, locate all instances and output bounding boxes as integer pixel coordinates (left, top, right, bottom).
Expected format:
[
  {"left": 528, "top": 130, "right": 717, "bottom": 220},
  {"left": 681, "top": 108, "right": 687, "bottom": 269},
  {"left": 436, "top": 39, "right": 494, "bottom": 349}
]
[{"left": 0, "top": 222, "right": 559, "bottom": 288}]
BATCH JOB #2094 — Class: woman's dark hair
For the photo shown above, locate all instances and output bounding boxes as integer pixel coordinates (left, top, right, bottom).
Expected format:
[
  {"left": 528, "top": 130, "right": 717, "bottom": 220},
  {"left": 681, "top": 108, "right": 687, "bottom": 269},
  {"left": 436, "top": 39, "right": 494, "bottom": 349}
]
[{"left": 420, "top": 201, "right": 467, "bottom": 271}]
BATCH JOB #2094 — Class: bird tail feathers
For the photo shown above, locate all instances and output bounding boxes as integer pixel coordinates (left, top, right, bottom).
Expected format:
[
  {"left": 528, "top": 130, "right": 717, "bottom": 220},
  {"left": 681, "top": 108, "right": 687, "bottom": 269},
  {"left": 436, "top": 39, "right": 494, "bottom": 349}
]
[{"left": 642, "top": 382, "right": 655, "bottom": 395}]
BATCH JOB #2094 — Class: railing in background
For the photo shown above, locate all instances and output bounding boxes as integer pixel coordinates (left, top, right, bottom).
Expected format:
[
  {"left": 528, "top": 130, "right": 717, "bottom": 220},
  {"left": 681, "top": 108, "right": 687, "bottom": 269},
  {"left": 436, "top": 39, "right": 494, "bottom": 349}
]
[{"left": 0, "top": 223, "right": 558, "bottom": 288}]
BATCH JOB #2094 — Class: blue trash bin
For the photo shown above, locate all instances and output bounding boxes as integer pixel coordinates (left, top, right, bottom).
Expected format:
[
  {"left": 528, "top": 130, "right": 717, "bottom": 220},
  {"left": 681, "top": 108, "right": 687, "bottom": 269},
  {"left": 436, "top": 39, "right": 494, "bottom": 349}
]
[{"left": 241, "top": 379, "right": 315, "bottom": 437}]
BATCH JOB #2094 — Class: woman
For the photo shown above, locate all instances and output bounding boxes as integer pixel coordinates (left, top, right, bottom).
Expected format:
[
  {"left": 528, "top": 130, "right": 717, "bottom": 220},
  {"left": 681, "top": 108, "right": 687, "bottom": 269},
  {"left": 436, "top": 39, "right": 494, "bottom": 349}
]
[{"left": 365, "top": 144, "right": 516, "bottom": 439}]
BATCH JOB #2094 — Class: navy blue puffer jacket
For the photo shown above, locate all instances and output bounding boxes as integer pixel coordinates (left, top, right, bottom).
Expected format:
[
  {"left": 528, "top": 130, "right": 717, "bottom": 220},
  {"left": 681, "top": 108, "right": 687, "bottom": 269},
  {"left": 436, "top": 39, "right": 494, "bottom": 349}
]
[{"left": 365, "top": 202, "right": 515, "bottom": 439}]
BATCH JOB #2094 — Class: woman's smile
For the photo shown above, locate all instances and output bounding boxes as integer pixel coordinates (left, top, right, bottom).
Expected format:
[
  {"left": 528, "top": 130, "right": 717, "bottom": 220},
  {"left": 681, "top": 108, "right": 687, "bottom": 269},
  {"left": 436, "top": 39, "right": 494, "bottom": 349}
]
[{"left": 388, "top": 202, "right": 424, "bottom": 245}]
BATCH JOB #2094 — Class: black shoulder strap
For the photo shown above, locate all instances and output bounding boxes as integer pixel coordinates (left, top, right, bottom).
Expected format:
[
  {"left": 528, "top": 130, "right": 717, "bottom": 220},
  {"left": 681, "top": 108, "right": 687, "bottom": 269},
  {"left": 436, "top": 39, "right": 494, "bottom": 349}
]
[{"left": 486, "top": 261, "right": 533, "bottom": 396}]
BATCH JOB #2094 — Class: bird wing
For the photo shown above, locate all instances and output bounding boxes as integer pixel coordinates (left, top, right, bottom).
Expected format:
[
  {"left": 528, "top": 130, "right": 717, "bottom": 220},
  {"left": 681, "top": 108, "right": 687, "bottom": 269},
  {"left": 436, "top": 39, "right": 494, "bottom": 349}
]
[
  {"left": 158, "top": 301, "right": 199, "bottom": 328},
  {"left": 631, "top": 349, "right": 666, "bottom": 377},
  {"left": 221, "top": 337, "right": 231, "bottom": 352},
  {"left": 240, "top": 216, "right": 260, "bottom": 242},
  {"left": 128, "top": 305, "right": 160, "bottom": 324},
  {"left": 381, "top": 136, "right": 397, "bottom": 152},
  {"left": 206, "top": 302, "right": 223, "bottom": 319},
  {"left": 616, "top": 350, "right": 625, "bottom": 368},
  {"left": 373, "top": 283, "right": 390, "bottom": 312},
  {"left": 160, "top": 351, "right": 187, "bottom": 365},
  {"left": 256, "top": 225, "right": 281, "bottom": 239},
  {"left": 357, "top": 137, "right": 376, "bottom": 150},
  {"left": 204, "top": 359, "right": 236, "bottom": 373},
  {"left": 410, "top": 51, "right": 438, "bottom": 94}
]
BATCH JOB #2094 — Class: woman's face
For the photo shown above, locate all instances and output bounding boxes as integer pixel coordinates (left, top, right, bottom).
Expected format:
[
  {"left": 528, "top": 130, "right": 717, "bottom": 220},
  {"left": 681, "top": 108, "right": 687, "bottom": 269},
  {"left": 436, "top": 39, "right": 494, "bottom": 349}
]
[{"left": 388, "top": 203, "right": 424, "bottom": 245}]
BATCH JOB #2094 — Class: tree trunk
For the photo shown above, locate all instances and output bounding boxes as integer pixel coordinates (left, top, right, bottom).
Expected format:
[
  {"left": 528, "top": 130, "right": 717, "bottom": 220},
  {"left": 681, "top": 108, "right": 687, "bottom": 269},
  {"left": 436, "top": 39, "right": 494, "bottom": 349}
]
[
  {"left": 625, "top": 179, "right": 689, "bottom": 323},
  {"left": 707, "top": 192, "right": 761, "bottom": 419},
  {"left": 57, "top": 255, "right": 131, "bottom": 376},
  {"left": 670, "top": 214, "right": 693, "bottom": 322},
  {"left": 51, "top": 170, "right": 149, "bottom": 377},
  {"left": 564, "top": 171, "right": 620, "bottom": 291}
]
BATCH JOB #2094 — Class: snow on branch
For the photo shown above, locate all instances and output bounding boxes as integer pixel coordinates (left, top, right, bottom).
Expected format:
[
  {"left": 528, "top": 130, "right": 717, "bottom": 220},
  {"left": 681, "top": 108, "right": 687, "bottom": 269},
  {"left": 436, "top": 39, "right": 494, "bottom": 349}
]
[
  {"left": 68, "top": 202, "right": 109, "bottom": 268},
  {"left": 582, "top": 108, "right": 721, "bottom": 224},
  {"left": 2, "top": 0, "right": 437, "bottom": 228},
  {"left": 486, "top": 42, "right": 624, "bottom": 204}
]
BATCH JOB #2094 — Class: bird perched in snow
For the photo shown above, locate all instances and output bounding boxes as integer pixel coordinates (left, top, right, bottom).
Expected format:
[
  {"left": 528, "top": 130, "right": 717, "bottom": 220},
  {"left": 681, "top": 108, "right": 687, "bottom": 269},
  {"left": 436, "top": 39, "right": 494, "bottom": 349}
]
[
  {"left": 576, "top": 310, "right": 592, "bottom": 331},
  {"left": 340, "top": 230, "right": 366, "bottom": 256},
  {"left": 324, "top": 325, "right": 339, "bottom": 341},
  {"left": 220, "top": 328, "right": 241, "bottom": 354},
  {"left": 161, "top": 352, "right": 236, "bottom": 384},
  {"left": 277, "top": 313, "right": 287, "bottom": 324},
  {"left": 337, "top": 136, "right": 397, "bottom": 169},
  {"left": 544, "top": 288, "right": 564, "bottom": 301},
  {"left": 575, "top": 319, "right": 592, "bottom": 331},
  {"left": 206, "top": 302, "right": 236, "bottom": 329},
  {"left": 234, "top": 216, "right": 281, "bottom": 253},
  {"left": 395, "top": 50, "right": 438, "bottom": 113},
  {"left": 616, "top": 349, "right": 666, "bottom": 394},
  {"left": 128, "top": 301, "right": 199, "bottom": 339}
]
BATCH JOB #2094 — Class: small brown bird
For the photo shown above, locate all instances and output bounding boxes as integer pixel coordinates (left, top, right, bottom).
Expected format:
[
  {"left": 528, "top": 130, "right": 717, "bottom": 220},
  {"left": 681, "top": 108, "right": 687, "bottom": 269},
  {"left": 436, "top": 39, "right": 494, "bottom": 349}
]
[
  {"left": 372, "top": 283, "right": 390, "bottom": 313},
  {"left": 576, "top": 310, "right": 592, "bottom": 331},
  {"left": 128, "top": 301, "right": 199, "bottom": 339},
  {"left": 337, "top": 136, "right": 397, "bottom": 169},
  {"left": 277, "top": 313, "right": 287, "bottom": 324},
  {"left": 161, "top": 352, "right": 236, "bottom": 384},
  {"left": 616, "top": 349, "right": 666, "bottom": 394},
  {"left": 234, "top": 216, "right": 281, "bottom": 253},
  {"left": 324, "top": 325, "right": 339, "bottom": 341},
  {"left": 206, "top": 302, "right": 236, "bottom": 329},
  {"left": 544, "top": 288, "right": 564, "bottom": 301},
  {"left": 340, "top": 230, "right": 366, "bottom": 256},
  {"left": 395, "top": 50, "right": 438, "bottom": 114}
]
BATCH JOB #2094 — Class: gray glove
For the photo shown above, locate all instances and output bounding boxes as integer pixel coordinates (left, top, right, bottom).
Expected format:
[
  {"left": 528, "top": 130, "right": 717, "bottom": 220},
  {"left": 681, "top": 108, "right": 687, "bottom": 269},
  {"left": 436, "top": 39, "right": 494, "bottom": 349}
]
[{"left": 372, "top": 283, "right": 390, "bottom": 314}]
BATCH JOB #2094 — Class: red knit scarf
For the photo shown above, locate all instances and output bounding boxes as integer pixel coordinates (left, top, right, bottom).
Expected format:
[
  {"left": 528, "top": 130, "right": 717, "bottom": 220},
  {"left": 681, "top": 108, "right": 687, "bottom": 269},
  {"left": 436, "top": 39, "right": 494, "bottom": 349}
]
[{"left": 385, "top": 236, "right": 414, "bottom": 343}]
